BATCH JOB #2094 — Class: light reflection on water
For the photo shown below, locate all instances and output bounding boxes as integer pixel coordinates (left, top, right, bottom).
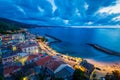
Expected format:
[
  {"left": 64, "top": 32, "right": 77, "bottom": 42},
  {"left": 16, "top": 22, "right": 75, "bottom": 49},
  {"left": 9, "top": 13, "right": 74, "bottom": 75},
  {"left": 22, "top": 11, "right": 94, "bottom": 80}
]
[{"left": 29, "top": 27, "right": 120, "bottom": 63}]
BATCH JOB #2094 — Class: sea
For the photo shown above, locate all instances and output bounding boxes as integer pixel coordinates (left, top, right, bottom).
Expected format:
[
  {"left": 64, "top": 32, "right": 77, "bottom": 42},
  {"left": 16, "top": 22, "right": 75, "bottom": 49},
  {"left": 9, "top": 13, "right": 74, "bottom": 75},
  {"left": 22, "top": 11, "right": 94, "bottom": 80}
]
[{"left": 29, "top": 27, "right": 120, "bottom": 63}]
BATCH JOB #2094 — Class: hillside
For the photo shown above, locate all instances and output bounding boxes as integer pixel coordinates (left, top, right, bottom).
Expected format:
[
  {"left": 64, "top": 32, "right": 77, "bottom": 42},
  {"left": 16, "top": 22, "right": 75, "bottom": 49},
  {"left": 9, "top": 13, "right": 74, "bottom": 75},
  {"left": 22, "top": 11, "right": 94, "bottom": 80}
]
[{"left": 0, "top": 17, "right": 39, "bottom": 34}]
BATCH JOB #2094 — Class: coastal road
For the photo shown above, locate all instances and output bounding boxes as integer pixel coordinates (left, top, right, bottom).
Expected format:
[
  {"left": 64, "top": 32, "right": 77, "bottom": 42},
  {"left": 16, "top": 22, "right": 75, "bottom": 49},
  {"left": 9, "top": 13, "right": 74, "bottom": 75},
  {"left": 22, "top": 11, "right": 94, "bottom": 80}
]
[
  {"left": 37, "top": 40, "right": 97, "bottom": 80},
  {"left": 37, "top": 40, "right": 82, "bottom": 67}
]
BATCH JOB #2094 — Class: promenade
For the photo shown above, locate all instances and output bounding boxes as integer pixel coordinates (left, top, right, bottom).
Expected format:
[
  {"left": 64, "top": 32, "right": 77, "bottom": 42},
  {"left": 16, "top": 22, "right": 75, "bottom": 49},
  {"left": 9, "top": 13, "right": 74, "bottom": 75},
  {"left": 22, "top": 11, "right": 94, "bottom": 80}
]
[{"left": 37, "top": 40, "right": 82, "bottom": 67}]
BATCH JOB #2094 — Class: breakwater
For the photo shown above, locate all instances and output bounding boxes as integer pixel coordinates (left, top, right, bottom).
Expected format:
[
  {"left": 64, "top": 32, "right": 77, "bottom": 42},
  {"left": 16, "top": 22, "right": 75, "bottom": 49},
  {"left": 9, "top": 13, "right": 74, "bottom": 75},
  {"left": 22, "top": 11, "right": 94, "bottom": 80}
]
[{"left": 87, "top": 43, "right": 120, "bottom": 57}]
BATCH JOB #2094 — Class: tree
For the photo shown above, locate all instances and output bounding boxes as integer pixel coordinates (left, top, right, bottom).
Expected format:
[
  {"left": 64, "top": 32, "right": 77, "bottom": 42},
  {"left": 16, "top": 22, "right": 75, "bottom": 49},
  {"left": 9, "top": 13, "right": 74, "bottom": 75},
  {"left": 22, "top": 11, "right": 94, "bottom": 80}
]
[
  {"left": 73, "top": 69, "right": 87, "bottom": 80},
  {"left": 52, "top": 77, "right": 64, "bottom": 80},
  {"left": 36, "top": 36, "right": 48, "bottom": 42},
  {"left": 0, "top": 75, "right": 3, "bottom": 80},
  {"left": 105, "top": 70, "right": 120, "bottom": 80}
]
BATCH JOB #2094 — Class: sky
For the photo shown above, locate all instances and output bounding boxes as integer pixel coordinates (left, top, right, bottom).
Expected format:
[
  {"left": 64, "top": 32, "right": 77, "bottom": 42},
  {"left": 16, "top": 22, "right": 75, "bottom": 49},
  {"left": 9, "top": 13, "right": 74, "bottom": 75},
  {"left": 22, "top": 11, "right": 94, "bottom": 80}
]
[{"left": 0, "top": 0, "right": 120, "bottom": 26}]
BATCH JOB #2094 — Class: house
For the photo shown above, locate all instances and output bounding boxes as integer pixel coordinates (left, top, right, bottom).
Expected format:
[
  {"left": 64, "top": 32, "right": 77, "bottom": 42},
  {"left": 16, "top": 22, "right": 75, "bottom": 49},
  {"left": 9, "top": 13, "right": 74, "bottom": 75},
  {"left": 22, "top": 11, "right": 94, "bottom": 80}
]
[
  {"left": 18, "top": 42, "right": 39, "bottom": 54},
  {"left": 12, "top": 33, "right": 25, "bottom": 43},
  {"left": 25, "top": 54, "right": 43, "bottom": 64},
  {"left": 0, "top": 47, "right": 12, "bottom": 55},
  {"left": 19, "top": 53, "right": 44, "bottom": 65},
  {"left": 80, "top": 60, "right": 95, "bottom": 77},
  {"left": 0, "top": 34, "right": 2, "bottom": 46},
  {"left": 2, "top": 35, "right": 12, "bottom": 45},
  {"left": 44, "top": 60, "right": 74, "bottom": 79},
  {"left": 0, "top": 48, "right": 2, "bottom": 56},
  {"left": 4, "top": 66, "right": 21, "bottom": 77},
  {"left": 17, "top": 52, "right": 28, "bottom": 58},
  {"left": 25, "top": 32, "right": 36, "bottom": 40},
  {"left": 2, "top": 52, "right": 18, "bottom": 64},
  {"left": 35, "top": 56, "right": 52, "bottom": 67},
  {"left": 55, "top": 64, "right": 75, "bottom": 79}
]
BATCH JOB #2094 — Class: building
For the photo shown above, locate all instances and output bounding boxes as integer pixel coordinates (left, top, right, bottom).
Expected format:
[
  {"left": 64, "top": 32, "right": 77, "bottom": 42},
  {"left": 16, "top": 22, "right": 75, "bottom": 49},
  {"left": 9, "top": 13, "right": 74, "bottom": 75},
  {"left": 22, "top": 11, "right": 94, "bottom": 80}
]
[
  {"left": 17, "top": 52, "right": 28, "bottom": 58},
  {"left": 55, "top": 64, "right": 74, "bottom": 79},
  {"left": 4, "top": 66, "right": 21, "bottom": 77},
  {"left": 18, "top": 42, "right": 39, "bottom": 54},
  {"left": 44, "top": 60, "right": 74, "bottom": 79},
  {"left": 0, "top": 48, "right": 2, "bottom": 56},
  {"left": 18, "top": 53, "right": 44, "bottom": 65},
  {"left": 0, "top": 34, "right": 2, "bottom": 46},
  {"left": 2, "top": 35, "right": 12, "bottom": 45},
  {"left": 12, "top": 33, "right": 25, "bottom": 43},
  {"left": 25, "top": 54, "right": 42, "bottom": 64},
  {"left": 2, "top": 52, "right": 18, "bottom": 64},
  {"left": 80, "top": 60, "right": 95, "bottom": 77},
  {"left": 35, "top": 56, "right": 52, "bottom": 67},
  {"left": 25, "top": 32, "right": 36, "bottom": 40}
]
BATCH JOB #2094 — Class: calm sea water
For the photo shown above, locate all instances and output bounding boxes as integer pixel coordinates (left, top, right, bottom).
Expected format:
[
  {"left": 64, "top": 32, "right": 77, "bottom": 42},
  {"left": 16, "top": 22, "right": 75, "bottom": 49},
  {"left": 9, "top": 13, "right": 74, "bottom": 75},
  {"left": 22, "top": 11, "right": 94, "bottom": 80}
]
[{"left": 29, "top": 27, "right": 120, "bottom": 63}]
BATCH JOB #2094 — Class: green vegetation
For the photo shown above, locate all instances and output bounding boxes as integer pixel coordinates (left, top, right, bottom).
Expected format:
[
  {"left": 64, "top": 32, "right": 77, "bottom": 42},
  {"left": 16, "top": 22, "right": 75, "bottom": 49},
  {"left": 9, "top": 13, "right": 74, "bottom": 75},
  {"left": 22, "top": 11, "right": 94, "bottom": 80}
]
[
  {"left": 11, "top": 71, "right": 24, "bottom": 80},
  {"left": 38, "top": 73, "right": 45, "bottom": 80},
  {"left": 0, "top": 21, "right": 20, "bottom": 34},
  {"left": 0, "top": 75, "right": 3, "bottom": 80},
  {"left": 36, "top": 36, "right": 48, "bottom": 42},
  {"left": 73, "top": 69, "right": 87, "bottom": 80},
  {"left": 105, "top": 70, "right": 120, "bottom": 80},
  {"left": 52, "top": 77, "right": 64, "bottom": 80}
]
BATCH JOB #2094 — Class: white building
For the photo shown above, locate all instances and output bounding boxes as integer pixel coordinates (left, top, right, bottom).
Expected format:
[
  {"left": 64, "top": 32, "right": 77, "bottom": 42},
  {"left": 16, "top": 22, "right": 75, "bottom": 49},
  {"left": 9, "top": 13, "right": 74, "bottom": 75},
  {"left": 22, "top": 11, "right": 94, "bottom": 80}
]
[
  {"left": 19, "top": 42, "right": 39, "bottom": 54},
  {"left": 2, "top": 53, "right": 18, "bottom": 64},
  {"left": 12, "top": 33, "right": 25, "bottom": 42}
]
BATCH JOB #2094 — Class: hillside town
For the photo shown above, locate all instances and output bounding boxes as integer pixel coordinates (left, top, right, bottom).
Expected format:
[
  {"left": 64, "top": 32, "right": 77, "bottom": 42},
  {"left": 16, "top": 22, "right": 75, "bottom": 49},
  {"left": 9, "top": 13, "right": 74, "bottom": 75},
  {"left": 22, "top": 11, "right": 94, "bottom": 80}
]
[
  {"left": 0, "top": 31, "right": 119, "bottom": 80},
  {"left": 0, "top": 31, "right": 95, "bottom": 80}
]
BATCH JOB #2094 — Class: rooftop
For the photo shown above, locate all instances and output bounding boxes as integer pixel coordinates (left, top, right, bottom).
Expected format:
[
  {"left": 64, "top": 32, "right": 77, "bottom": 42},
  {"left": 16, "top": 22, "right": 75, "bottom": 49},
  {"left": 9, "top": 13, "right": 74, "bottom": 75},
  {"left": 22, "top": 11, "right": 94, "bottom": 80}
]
[
  {"left": 4, "top": 66, "right": 21, "bottom": 76},
  {"left": 27, "top": 54, "right": 43, "bottom": 61},
  {"left": 45, "top": 60, "right": 65, "bottom": 72},
  {"left": 35, "top": 56, "right": 52, "bottom": 66},
  {"left": 80, "top": 60, "right": 94, "bottom": 76},
  {"left": 2, "top": 51, "right": 18, "bottom": 58},
  {"left": 18, "top": 42, "right": 38, "bottom": 49}
]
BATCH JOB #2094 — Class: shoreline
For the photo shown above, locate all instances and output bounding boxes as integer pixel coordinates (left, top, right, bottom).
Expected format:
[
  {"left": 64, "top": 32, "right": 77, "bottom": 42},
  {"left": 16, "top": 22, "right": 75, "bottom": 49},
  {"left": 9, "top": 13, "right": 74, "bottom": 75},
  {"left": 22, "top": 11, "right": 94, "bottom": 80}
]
[
  {"left": 86, "top": 59, "right": 120, "bottom": 78},
  {"left": 49, "top": 42, "right": 120, "bottom": 72},
  {"left": 32, "top": 31, "right": 120, "bottom": 72},
  {"left": 86, "top": 59, "right": 120, "bottom": 73}
]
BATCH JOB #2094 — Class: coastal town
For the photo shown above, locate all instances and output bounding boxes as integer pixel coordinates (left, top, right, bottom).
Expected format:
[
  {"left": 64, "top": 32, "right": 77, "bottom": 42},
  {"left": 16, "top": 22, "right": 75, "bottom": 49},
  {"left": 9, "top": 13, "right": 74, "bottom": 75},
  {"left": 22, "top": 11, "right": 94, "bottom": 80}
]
[{"left": 0, "top": 31, "right": 120, "bottom": 80}]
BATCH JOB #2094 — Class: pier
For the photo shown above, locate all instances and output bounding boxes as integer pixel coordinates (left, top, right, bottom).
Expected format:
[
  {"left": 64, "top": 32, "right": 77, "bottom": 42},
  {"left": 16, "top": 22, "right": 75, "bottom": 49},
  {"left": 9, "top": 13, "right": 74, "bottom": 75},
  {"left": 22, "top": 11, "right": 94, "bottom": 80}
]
[
  {"left": 87, "top": 43, "right": 120, "bottom": 57},
  {"left": 45, "top": 34, "right": 62, "bottom": 42}
]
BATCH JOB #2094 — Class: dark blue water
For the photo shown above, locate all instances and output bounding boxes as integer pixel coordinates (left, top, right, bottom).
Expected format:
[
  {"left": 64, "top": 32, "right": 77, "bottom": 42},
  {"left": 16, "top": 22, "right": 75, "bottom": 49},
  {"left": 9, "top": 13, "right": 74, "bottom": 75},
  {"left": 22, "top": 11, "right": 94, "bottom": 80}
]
[{"left": 29, "top": 27, "right": 120, "bottom": 63}]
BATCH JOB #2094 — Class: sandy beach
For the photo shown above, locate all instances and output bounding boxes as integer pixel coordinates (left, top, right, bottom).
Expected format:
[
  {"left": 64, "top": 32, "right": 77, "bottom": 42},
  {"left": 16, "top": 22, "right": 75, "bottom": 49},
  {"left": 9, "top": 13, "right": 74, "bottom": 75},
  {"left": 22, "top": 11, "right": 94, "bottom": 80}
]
[
  {"left": 86, "top": 59, "right": 120, "bottom": 78},
  {"left": 86, "top": 59, "right": 120, "bottom": 71}
]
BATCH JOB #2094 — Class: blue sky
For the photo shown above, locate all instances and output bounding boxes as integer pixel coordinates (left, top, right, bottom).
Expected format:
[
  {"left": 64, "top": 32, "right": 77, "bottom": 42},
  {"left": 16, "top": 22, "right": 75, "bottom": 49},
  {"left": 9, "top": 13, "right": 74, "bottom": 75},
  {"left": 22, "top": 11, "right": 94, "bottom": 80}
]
[{"left": 0, "top": 0, "right": 120, "bottom": 26}]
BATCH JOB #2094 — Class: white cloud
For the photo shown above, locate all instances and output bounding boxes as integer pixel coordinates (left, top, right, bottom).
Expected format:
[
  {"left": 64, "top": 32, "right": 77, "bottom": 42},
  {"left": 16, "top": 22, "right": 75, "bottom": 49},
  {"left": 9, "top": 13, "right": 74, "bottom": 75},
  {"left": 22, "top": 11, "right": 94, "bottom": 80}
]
[
  {"left": 75, "top": 8, "right": 81, "bottom": 16},
  {"left": 86, "top": 21, "right": 94, "bottom": 25},
  {"left": 47, "top": 0, "right": 57, "bottom": 13},
  {"left": 16, "top": 6, "right": 26, "bottom": 15},
  {"left": 98, "top": 0, "right": 120, "bottom": 14},
  {"left": 63, "top": 20, "right": 69, "bottom": 24},
  {"left": 112, "top": 16, "right": 120, "bottom": 21},
  {"left": 38, "top": 6, "right": 44, "bottom": 12},
  {"left": 84, "top": 2, "right": 88, "bottom": 10}
]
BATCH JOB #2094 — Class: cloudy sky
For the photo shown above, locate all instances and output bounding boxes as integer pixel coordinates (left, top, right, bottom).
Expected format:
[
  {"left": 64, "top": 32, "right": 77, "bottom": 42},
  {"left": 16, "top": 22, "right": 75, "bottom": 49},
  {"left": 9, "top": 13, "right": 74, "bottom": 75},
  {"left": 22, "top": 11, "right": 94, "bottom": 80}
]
[{"left": 0, "top": 0, "right": 120, "bottom": 26}]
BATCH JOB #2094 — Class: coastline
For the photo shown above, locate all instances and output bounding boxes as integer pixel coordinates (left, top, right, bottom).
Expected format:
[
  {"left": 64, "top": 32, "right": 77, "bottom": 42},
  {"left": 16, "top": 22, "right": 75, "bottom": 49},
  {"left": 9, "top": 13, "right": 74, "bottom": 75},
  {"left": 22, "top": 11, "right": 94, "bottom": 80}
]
[
  {"left": 85, "top": 59, "right": 120, "bottom": 78},
  {"left": 86, "top": 59, "right": 120, "bottom": 78},
  {"left": 41, "top": 35, "right": 120, "bottom": 70},
  {"left": 38, "top": 37, "right": 120, "bottom": 79}
]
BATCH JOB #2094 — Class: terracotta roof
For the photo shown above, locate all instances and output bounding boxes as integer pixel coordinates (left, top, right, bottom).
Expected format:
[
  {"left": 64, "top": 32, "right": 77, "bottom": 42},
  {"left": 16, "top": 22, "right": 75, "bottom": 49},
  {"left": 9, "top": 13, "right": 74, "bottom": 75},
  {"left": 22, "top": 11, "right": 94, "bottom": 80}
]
[
  {"left": 45, "top": 60, "right": 65, "bottom": 72},
  {"left": 4, "top": 66, "right": 21, "bottom": 75},
  {"left": 27, "top": 55, "right": 38, "bottom": 61},
  {"left": 35, "top": 56, "right": 52, "bottom": 66},
  {"left": 18, "top": 43, "right": 38, "bottom": 48},
  {"left": 37, "top": 53, "right": 43, "bottom": 56},
  {"left": 27, "top": 54, "right": 43, "bottom": 61}
]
